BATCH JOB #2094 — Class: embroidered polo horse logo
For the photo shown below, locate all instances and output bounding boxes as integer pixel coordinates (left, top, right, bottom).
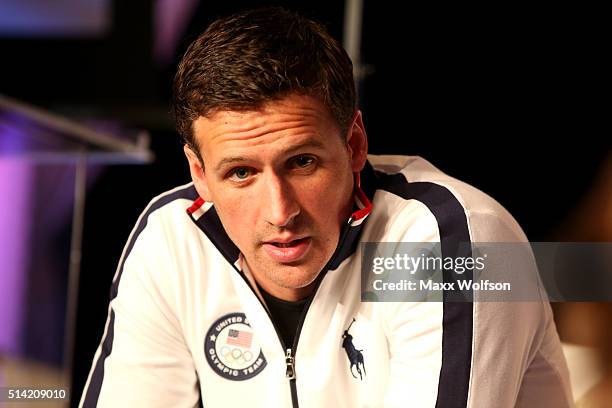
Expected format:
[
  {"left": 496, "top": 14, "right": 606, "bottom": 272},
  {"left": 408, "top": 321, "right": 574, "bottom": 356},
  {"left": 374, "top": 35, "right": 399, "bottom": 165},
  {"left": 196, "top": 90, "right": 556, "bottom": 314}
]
[{"left": 342, "top": 318, "right": 366, "bottom": 380}]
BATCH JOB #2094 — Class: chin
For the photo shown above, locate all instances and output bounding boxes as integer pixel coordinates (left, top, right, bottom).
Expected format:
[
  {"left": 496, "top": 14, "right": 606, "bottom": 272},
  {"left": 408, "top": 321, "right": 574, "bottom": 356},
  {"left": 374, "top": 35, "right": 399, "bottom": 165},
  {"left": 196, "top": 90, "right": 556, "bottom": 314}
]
[{"left": 274, "top": 264, "right": 322, "bottom": 289}]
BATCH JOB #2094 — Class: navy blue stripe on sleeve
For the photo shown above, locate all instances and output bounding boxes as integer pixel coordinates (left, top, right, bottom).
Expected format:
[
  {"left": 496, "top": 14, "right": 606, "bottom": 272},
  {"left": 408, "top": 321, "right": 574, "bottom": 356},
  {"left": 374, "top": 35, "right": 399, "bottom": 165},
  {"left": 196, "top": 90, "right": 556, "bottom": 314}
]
[{"left": 377, "top": 172, "right": 473, "bottom": 408}]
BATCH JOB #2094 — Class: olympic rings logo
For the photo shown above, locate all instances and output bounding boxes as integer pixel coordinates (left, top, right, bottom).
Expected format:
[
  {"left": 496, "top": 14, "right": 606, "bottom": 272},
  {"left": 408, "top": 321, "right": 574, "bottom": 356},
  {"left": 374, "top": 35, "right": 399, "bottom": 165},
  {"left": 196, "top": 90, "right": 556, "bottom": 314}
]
[{"left": 220, "top": 346, "right": 254, "bottom": 363}]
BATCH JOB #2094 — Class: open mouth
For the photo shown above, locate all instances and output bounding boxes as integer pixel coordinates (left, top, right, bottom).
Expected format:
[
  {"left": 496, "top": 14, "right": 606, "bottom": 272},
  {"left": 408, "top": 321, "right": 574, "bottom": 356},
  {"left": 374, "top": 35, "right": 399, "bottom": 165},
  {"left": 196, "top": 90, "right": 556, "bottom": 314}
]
[
  {"left": 263, "top": 237, "right": 312, "bottom": 262},
  {"left": 269, "top": 238, "right": 308, "bottom": 248}
]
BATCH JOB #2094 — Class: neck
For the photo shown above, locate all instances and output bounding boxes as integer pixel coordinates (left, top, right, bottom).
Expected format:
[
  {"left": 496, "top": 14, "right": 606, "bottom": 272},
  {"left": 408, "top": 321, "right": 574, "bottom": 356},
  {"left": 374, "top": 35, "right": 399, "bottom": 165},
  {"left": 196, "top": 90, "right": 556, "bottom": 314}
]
[{"left": 256, "top": 277, "right": 316, "bottom": 302}]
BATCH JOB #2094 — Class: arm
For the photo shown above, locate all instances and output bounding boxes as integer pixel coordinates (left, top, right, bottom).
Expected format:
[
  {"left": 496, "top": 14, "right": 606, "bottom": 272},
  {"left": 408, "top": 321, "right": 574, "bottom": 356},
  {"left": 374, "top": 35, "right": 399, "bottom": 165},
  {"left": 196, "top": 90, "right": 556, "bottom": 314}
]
[
  {"left": 79, "top": 213, "right": 200, "bottom": 407},
  {"left": 380, "top": 210, "right": 572, "bottom": 407}
]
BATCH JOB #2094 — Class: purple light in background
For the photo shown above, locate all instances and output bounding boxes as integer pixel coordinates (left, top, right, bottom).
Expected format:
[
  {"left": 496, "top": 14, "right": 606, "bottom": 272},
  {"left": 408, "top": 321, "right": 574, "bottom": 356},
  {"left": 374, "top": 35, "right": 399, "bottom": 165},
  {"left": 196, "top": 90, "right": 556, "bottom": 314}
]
[
  {"left": 0, "top": 0, "right": 111, "bottom": 38},
  {"left": 154, "top": 0, "right": 198, "bottom": 64},
  {"left": 0, "top": 135, "right": 32, "bottom": 356}
]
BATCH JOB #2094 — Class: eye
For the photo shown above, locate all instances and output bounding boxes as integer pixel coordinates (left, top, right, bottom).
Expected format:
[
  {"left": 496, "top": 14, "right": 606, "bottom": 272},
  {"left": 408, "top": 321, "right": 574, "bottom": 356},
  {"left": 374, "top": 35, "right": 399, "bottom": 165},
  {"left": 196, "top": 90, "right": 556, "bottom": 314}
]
[
  {"left": 228, "top": 167, "right": 252, "bottom": 181},
  {"left": 293, "top": 155, "right": 315, "bottom": 168}
]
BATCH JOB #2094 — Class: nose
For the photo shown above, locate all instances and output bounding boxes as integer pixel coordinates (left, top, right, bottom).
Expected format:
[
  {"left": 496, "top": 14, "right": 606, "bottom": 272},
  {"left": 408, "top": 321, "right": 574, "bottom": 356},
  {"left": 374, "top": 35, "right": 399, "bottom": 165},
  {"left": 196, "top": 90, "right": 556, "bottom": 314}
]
[{"left": 263, "top": 172, "right": 300, "bottom": 228}]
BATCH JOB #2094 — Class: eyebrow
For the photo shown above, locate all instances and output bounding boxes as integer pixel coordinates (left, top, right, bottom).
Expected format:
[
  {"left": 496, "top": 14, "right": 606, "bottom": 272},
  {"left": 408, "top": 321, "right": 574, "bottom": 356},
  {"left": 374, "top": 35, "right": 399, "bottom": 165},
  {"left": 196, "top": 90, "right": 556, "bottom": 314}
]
[
  {"left": 215, "top": 156, "right": 249, "bottom": 172},
  {"left": 214, "top": 139, "right": 327, "bottom": 172}
]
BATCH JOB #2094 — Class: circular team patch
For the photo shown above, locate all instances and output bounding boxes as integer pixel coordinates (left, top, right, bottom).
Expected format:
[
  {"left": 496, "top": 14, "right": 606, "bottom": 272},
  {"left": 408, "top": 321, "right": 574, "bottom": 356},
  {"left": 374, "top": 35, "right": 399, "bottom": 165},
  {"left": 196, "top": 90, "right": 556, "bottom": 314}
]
[{"left": 205, "top": 312, "right": 267, "bottom": 381}]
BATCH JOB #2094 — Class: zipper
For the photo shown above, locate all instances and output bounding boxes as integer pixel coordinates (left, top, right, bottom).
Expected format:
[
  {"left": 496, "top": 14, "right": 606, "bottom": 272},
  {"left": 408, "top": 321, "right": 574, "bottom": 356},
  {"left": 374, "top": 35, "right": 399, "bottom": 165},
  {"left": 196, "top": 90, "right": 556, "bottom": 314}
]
[
  {"left": 286, "top": 348, "right": 299, "bottom": 407},
  {"left": 231, "top": 216, "right": 355, "bottom": 408},
  {"left": 285, "top": 348, "right": 296, "bottom": 379}
]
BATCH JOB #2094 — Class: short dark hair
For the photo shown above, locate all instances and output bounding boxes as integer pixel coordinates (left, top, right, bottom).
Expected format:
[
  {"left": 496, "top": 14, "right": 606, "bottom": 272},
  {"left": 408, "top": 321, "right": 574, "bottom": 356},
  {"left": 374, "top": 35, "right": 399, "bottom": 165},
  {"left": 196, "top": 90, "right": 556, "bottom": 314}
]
[{"left": 172, "top": 7, "right": 356, "bottom": 154}]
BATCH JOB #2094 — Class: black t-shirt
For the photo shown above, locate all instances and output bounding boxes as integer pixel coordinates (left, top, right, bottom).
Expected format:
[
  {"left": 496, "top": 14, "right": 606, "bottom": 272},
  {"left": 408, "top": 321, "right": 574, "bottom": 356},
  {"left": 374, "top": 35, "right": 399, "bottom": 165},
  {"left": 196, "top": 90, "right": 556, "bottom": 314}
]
[{"left": 258, "top": 286, "right": 310, "bottom": 349}]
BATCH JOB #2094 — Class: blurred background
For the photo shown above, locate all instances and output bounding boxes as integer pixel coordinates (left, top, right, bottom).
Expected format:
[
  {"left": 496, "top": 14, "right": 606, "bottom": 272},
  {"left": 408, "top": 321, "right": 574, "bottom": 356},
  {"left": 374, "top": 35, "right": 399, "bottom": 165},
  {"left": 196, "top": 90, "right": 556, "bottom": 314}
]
[{"left": 0, "top": 1, "right": 609, "bottom": 407}]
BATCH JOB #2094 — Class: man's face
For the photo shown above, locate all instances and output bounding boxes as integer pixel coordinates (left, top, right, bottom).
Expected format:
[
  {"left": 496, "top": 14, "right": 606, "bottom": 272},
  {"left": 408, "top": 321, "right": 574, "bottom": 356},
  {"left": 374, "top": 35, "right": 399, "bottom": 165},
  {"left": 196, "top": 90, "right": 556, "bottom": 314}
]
[{"left": 185, "top": 94, "right": 367, "bottom": 301}]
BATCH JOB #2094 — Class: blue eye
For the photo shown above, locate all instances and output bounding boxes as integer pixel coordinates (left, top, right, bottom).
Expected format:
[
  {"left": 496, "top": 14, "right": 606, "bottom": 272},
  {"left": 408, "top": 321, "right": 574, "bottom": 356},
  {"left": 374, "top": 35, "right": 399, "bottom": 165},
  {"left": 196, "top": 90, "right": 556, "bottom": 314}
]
[
  {"left": 294, "top": 155, "right": 315, "bottom": 168},
  {"left": 229, "top": 167, "right": 251, "bottom": 180}
]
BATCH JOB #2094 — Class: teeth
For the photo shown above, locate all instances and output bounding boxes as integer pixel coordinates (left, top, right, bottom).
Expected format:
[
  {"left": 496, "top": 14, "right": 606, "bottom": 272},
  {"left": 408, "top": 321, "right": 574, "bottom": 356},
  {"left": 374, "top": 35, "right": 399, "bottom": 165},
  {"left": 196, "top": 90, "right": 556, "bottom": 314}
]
[{"left": 273, "top": 240, "right": 301, "bottom": 248}]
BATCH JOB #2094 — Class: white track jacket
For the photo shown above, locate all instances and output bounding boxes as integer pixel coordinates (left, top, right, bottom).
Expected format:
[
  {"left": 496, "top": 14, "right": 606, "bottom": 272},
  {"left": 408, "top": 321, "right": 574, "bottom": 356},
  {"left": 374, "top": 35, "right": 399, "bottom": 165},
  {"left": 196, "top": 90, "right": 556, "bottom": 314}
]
[{"left": 80, "top": 155, "right": 573, "bottom": 407}]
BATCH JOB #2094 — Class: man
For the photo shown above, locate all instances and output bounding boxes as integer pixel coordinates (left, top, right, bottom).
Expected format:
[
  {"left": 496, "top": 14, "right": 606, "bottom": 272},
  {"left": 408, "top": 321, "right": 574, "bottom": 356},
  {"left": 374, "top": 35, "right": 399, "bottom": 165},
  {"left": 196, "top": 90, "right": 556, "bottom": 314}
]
[{"left": 80, "top": 7, "right": 572, "bottom": 407}]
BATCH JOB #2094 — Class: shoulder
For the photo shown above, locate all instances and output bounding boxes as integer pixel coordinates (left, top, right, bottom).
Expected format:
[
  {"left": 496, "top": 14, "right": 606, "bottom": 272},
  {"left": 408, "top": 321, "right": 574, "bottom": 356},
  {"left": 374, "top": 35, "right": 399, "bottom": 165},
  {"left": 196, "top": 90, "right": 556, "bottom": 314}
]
[
  {"left": 112, "top": 182, "right": 201, "bottom": 285},
  {"left": 140, "top": 182, "right": 200, "bottom": 223},
  {"left": 127, "top": 182, "right": 200, "bottom": 242},
  {"left": 110, "top": 182, "right": 198, "bottom": 271},
  {"left": 368, "top": 154, "right": 527, "bottom": 243}
]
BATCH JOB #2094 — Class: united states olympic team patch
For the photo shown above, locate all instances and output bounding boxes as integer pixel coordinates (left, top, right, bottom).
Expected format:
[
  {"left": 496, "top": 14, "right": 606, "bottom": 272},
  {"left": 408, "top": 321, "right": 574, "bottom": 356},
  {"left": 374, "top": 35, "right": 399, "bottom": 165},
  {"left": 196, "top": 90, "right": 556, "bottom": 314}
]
[{"left": 205, "top": 312, "right": 267, "bottom": 380}]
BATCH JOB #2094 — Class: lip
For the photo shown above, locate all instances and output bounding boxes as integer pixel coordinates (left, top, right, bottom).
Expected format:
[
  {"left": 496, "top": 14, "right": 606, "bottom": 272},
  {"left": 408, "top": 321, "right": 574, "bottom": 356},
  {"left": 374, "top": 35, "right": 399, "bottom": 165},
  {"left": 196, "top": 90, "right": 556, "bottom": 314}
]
[
  {"left": 262, "top": 237, "right": 311, "bottom": 263},
  {"left": 264, "top": 235, "right": 306, "bottom": 244}
]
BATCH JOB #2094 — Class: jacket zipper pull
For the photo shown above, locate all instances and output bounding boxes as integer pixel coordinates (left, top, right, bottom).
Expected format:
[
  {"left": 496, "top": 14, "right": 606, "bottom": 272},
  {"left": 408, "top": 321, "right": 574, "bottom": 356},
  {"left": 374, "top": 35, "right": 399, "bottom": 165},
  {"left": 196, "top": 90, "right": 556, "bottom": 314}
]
[{"left": 285, "top": 348, "right": 296, "bottom": 379}]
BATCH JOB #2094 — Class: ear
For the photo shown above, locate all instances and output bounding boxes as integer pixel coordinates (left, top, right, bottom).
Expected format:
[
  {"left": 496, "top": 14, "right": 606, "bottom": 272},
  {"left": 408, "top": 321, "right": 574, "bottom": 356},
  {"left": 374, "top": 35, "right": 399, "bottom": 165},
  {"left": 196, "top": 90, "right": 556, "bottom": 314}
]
[
  {"left": 346, "top": 110, "right": 368, "bottom": 173},
  {"left": 184, "top": 144, "right": 212, "bottom": 201}
]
